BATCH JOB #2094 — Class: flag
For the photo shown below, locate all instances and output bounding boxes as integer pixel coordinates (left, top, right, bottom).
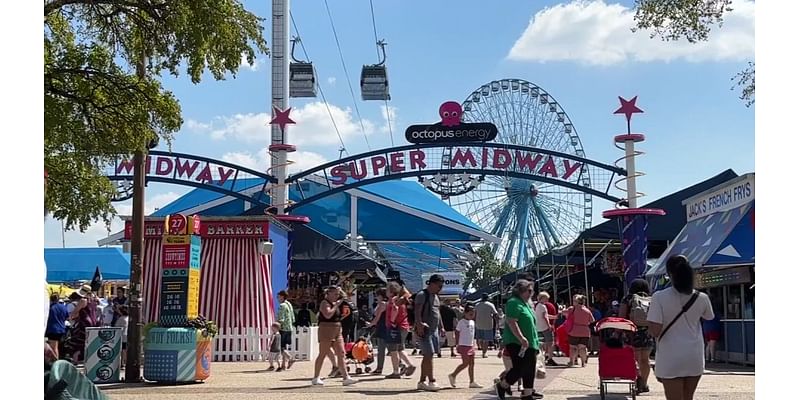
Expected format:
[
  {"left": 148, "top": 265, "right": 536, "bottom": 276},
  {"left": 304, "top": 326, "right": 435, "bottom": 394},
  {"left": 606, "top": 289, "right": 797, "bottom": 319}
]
[{"left": 90, "top": 266, "right": 103, "bottom": 292}]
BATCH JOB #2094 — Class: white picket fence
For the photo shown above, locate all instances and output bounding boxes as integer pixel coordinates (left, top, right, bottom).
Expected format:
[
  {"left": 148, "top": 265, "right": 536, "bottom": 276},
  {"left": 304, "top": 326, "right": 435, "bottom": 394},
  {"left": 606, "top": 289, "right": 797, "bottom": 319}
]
[{"left": 212, "top": 327, "right": 318, "bottom": 362}]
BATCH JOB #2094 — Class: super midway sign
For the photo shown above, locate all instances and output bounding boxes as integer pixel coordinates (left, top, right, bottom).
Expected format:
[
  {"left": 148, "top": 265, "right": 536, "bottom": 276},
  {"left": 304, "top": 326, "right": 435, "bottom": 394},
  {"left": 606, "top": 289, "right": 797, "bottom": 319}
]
[{"left": 329, "top": 146, "right": 584, "bottom": 185}]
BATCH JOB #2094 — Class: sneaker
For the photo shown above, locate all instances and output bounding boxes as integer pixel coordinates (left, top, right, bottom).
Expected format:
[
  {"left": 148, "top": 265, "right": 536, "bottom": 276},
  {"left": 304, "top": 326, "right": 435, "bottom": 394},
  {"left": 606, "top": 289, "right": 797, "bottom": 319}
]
[
  {"left": 266, "top": 366, "right": 275, "bottom": 371},
  {"left": 311, "top": 377, "right": 324, "bottom": 386},
  {"left": 403, "top": 365, "right": 417, "bottom": 377},
  {"left": 469, "top": 382, "right": 483, "bottom": 389},
  {"left": 276, "top": 367, "right": 284, "bottom": 372},
  {"left": 448, "top": 373, "right": 456, "bottom": 388},
  {"left": 342, "top": 377, "right": 358, "bottom": 386},
  {"left": 386, "top": 373, "right": 403, "bottom": 379},
  {"left": 426, "top": 382, "right": 442, "bottom": 391},
  {"left": 371, "top": 369, "right": 383, "bottom": 375}
]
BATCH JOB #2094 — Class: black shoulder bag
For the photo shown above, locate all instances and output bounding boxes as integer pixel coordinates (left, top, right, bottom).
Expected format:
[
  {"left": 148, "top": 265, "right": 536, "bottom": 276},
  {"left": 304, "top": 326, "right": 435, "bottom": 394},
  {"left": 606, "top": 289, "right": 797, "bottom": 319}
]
[{"left": 658, "top": 291, "right": 699, "bottom": 341}]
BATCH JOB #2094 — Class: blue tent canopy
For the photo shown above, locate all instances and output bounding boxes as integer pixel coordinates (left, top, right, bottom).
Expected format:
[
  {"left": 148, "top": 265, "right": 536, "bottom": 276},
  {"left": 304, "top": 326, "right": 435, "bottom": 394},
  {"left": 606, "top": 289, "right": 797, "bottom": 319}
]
[
  {"left": 647, "top": 201, "right": 754, "bottom": 277},
  {"left": 45, "top": 248, "right": 131, "bottom": 282}
]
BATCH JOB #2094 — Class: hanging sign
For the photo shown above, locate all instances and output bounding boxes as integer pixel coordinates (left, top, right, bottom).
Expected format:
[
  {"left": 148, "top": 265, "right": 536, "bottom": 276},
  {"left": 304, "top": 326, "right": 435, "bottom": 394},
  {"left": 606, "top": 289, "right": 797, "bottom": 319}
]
[
  {"left": 684, "top": 173, "right": 754, "bottom": 222},
  {"left": 422, "top": 272, "right": 465, "bottom": 296},
  {"left": 405, "top": 101, "right": 498, "bottom": 144}
]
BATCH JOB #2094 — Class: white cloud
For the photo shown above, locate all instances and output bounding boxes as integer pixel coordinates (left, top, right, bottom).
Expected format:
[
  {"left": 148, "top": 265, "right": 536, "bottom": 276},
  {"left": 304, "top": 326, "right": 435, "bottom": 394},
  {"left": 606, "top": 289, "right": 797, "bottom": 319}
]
[
  {"left": 222, "top": 149, "right": 327, "bottom": 174},
  {"left": 327, "top": 77, "right": 337, "bottom": 86},
  {"left": 207, "top": 102, "right": 376, "bottom": 147},
  {"left": 507, "top": 0, "right": 754, "bottom": 66},
  {"left": 184, "top": 119, "right": 212, "bottom": 133},
  {"left": 240, "top": 54, "right": 260, "bottom": 71}
]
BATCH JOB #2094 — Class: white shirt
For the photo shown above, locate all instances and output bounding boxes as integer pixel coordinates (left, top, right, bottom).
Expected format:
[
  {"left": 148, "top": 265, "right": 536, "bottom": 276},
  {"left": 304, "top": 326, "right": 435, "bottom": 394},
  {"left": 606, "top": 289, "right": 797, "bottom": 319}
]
[
  {"left": 455, "top": 319, "right": 475, "bottom": 347},
  {"left": 115, "top": 316, "right": 129, "bottom": 344},
  {"left": 647, "top": 288, "right": 714, "bottom": 379},
  {"left": 534, "top": 302, "right": 550, "bottom": 332}
]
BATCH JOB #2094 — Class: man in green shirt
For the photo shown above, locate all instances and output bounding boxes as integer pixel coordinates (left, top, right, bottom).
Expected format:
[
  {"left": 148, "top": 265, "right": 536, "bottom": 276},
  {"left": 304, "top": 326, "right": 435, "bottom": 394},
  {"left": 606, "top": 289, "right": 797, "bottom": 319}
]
[
  {"left": 277, "top": 290, "right": 295, "bottom": 371},
  {"left": 497, "top": 280, "right": 542, "bottom": 400}
]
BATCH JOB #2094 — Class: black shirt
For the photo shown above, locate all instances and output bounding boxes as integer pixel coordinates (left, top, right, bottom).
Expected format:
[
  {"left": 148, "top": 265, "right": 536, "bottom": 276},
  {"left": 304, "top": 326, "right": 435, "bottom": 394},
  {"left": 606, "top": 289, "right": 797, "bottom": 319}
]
[
  {"left": 318, "top": 300, "right": 342, "bottom": 323},
  {"left": 440, "top": 305, "right": 457, "bottom": 331}
]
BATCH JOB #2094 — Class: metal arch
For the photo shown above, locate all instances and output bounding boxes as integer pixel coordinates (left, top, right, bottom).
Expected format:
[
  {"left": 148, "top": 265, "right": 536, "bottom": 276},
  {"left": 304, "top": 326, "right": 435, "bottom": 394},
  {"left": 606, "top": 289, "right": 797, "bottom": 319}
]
[
  {"left": 112, "top": 150, "right": 279, "bottom": 183},
  {"left": 287, "top": 142, "right": 624, "bottom": 182},
  {"left": 104, "top": 150, "right": 278, "bottom": 207},
  {"left": 286, "top": 168, "right": 624, "bottom": 212},
  {"left": 107, "top": 175, "right": 273, "bottom": 207}
]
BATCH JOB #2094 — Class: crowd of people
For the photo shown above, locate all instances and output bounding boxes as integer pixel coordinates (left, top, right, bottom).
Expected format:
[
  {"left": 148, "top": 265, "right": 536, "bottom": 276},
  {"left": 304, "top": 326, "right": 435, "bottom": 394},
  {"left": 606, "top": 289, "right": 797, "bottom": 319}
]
[
  {"left": 272, "top": 255, "right": 718, "bottom": 400},
  {"left": 45, "top": 284, "right": 129, "bottom": 365}
]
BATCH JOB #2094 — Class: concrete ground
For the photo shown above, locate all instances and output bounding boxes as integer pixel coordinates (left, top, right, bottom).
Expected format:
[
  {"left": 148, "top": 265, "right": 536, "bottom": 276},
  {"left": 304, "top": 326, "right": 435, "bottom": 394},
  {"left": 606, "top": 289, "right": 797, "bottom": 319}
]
[{"left": 101, "top": 355, "right": 754, "bottom": 400}]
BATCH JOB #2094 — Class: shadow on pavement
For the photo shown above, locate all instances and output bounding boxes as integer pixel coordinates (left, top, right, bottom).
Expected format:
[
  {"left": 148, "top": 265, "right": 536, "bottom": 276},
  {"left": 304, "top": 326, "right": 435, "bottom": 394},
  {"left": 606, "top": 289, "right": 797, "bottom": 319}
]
[{"left": 343, "top": 389, "right": 427, "bottom": 396}]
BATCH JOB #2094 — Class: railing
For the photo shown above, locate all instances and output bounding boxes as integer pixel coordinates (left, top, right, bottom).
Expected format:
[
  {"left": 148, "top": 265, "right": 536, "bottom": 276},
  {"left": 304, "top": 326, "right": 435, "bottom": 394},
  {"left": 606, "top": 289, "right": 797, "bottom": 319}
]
[{"left": 212, "top": 326, "right": 318, "bottom": 362}]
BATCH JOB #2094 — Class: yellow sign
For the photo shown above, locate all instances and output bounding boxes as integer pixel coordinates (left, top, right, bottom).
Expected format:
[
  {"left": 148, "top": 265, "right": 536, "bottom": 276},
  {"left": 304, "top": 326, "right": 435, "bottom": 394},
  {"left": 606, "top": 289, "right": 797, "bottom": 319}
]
[
  {"left": 187, "top": 269, "right": 201, "bottom": 319},
  {"left": 163, "top": 235, "right": 191, "bottom": 244}
]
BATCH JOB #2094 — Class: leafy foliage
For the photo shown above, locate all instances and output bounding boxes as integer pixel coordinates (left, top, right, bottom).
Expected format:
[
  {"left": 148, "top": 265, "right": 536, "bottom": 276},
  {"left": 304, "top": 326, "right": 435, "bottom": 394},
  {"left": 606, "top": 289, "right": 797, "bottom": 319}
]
[
  {"left": 631, "top": 0, "right": 752, "bottom": 107},
  {"left": 44, "top": 1, "right": 269, "bottom": 231},
  {"left": 632, "top": 0, "right": 733, "bottom": 43},
  {"left": 463, "top": 246, "right": 517, "bottom": 291},
  {"left": 731, "top": 62, "right": 755, "bottom": 107}
]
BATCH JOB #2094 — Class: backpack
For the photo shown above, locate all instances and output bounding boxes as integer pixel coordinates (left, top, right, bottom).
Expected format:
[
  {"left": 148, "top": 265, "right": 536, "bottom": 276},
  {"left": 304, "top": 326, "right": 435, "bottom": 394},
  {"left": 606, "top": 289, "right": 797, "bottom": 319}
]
[
  {"left": 408, "top": 289, "right": 431, "bottom": 326},
  {"left": 629, "top": 293, "right": 651, "bottom": 327}
]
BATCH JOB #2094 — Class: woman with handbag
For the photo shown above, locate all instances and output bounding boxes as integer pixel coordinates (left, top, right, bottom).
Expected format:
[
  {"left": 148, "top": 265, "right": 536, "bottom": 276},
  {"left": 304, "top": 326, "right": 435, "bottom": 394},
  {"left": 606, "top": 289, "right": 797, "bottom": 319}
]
[
  {"left": 647, "top": 255, "right": 715, "bottom": 400},
  {"left": 384, "top": 282, "right": 417, "bottom": 379},
  {"left": 562, "top": 294, "right": 595, "bottom": 367}
]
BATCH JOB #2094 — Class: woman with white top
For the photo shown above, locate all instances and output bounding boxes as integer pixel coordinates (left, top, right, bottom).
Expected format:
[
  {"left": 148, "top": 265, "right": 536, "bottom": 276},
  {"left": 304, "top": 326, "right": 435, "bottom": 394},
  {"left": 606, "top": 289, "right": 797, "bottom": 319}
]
[{"left": 647, "top": 255, "right": 714, "bottom": 400}]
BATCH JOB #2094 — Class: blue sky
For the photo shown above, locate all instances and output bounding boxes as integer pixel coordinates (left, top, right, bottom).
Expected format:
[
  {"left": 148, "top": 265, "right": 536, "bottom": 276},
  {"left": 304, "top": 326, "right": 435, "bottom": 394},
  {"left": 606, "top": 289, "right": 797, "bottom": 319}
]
[{"left": 44, "top": 0, "right": 755, "bottom": 248}]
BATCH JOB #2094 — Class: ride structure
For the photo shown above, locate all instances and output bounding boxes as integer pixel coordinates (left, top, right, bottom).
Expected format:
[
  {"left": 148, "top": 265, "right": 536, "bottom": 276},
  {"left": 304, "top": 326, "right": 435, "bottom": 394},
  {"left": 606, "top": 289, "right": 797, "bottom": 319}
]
[{"left": 601, "top": 97, "right": 665, "bottom": 291}]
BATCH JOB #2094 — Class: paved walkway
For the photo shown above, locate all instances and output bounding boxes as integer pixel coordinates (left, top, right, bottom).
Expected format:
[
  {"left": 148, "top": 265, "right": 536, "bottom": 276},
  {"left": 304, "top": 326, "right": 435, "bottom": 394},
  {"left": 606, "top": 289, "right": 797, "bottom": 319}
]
[{"left": 102, "top": 355, "right": 754, "bottom": 400}]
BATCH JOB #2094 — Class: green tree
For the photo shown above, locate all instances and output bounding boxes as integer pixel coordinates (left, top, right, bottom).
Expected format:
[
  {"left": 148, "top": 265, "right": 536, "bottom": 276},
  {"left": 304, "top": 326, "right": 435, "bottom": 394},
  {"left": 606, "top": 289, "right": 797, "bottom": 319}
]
[
  {"left": 463, "top": 246, "right": 517, "bottom": 292},
  {"left": 632, "top": 0, "right": 754, "bottom": 107},
  {"left": 44, "top": 0, "right": 269, "bottom": 230}
]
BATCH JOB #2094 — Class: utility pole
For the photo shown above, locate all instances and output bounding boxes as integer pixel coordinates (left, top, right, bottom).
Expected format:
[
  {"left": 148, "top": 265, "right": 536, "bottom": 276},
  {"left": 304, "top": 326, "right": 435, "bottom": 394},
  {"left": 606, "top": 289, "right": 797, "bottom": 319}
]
[{"left": 125, "top": 47, "right": 147, "bottom": 382}]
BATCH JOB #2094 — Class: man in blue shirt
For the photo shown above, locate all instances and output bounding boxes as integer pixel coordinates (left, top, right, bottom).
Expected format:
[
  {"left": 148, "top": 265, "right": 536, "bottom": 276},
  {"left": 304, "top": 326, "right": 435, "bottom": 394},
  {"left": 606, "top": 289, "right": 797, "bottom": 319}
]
[{"left": 46, "top": 294, "right": 69, "bottom": 360}]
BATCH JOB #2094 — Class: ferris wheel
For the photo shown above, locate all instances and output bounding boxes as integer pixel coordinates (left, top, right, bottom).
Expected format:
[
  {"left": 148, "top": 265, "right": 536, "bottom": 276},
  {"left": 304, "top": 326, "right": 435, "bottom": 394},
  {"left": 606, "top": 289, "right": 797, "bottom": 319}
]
[{"left": 447, "top": 79, "right": 592, "bottom": 269}]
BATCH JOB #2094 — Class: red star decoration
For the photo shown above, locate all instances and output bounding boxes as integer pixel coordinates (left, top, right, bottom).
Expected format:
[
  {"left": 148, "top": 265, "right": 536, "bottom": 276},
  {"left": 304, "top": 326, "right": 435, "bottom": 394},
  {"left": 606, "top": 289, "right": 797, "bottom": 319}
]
[
  {"left": 614, "top": 96, "right": 643, "bottom": 133},
  {"left": 269, "top": 106, "right": 295, "bottom": 132}
]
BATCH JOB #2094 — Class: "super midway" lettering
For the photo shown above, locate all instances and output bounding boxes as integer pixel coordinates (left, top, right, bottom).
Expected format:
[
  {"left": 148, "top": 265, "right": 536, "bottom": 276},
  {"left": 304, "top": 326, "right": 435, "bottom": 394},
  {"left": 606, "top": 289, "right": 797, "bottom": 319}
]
[{"left": 329, "top": 147, "right": 583, "bottom": 185}]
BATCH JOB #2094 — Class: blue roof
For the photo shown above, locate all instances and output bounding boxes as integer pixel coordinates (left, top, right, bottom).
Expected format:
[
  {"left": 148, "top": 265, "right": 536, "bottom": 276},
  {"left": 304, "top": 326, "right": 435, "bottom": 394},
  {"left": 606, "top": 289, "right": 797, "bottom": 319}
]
[
  {"left": 45, "top": 247, "right": 131, "bottom": 282},
  {"left": 376, "top": 243, "right": 469, "bottom": 292},
  {"left": 356, "top": 180, "right": 481, "bottom": 231},
  {"left": 153, "top": 178, "right": 266, "bottom": 216}
]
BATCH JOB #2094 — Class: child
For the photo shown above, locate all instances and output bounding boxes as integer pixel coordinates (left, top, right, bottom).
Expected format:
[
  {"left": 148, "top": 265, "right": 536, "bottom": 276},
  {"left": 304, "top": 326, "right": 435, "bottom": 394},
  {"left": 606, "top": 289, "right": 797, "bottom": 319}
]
[
  {"left": 267, "top": 322, "right": 282, "bottom": 371},
  {"left": 447, "top": 305, "right": 482, "bottom": 388},
  {"left": 114, "top": 305, "right": 129, "bottom": 366}
]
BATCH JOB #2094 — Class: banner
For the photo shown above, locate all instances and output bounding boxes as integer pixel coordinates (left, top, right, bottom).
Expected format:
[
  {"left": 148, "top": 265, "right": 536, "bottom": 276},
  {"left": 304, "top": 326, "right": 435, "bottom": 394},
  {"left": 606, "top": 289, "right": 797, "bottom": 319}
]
[
  {"left": 85, "top": 327, "right": 123, "bottom": 383},
  {"left": 421, "top": 272, "right": 464, "bottom": 296}
]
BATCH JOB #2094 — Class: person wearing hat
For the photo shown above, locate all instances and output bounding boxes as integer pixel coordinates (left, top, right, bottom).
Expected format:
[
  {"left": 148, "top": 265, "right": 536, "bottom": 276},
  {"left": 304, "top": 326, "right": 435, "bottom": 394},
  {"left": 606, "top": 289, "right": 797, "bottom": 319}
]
[
  {"left": 64, "top": 284, "right": 100, "bottom": 363},
  {"left": 414, "top": 274, "right": 445, "bottom": 392}
]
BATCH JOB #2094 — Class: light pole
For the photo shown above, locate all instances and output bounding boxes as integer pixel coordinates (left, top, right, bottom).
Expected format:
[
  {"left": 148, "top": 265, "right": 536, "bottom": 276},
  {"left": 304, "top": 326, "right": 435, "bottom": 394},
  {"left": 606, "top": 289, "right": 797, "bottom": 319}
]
[{"left": 125, "top": 49, "right": 148, "bottom": 381}]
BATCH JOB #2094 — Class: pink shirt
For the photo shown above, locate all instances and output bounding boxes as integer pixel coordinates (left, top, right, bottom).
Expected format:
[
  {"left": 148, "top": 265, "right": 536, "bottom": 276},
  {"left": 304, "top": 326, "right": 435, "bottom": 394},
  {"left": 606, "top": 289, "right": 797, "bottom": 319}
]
[{"left": 567, "top": 306, "right": 595, "bottom": 338}]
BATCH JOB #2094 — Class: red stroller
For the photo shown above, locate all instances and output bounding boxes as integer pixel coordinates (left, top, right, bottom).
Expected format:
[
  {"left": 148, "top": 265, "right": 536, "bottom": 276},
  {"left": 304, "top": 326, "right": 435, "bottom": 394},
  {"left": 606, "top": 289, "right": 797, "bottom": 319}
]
[
  {"left": 596, "top": 317, "right": 638, "bottom": 400},
  {"left": 344, "top": 328, "right": 375, "bottom": 375}
]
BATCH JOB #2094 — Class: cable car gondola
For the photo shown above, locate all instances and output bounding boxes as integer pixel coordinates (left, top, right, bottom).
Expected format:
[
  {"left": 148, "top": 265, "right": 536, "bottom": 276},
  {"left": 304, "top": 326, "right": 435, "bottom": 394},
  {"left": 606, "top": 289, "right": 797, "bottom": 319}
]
[
  {"left": 361, "top": 40, "right": 390, "bottom": 101},
  {"left": 289, "top": 37, "right": 317, "bottom": 98}
]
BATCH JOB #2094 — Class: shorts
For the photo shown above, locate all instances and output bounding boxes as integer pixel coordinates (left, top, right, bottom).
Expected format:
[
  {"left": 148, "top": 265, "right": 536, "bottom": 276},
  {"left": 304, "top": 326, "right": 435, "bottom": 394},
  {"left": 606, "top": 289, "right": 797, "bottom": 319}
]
[
  {"left": 419, "top": 331, "right": 440, "bottom": 356},
  {"left": 445, "top": 331, "right": 456, "bottom": 346},
  {"left": 538, "top": 329, "right": 554, "bottom": 343},
  {"left": 46, "top": 333, "right": 65, "bottom": 342},
  {"left": 456, "top": 345, "right": 475, "bottom": 358},
  {"left": 318, "top": 323, "right": 344, "bottom": 345},
  {"left": 704, "top": 331, "right": 721, "bottom": 342},
  {"left": 268, "top": 352, "right": 281, "bottom": 362},
  {"left": 475, "top": 329, "right": 495, "bottom": 341},
  {"left": 280, "top": 330, "right": 293, "bottom": 350},
  {"left": 632, "top": 329, "right": 655, "bottom": 349},
  {"left": 568, "top": 335, "right": 590, "bottom": 347},
  {"left": 387, "top": 342, "right": 405, "bottom": 352}
]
